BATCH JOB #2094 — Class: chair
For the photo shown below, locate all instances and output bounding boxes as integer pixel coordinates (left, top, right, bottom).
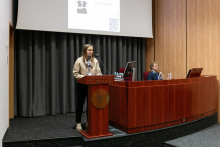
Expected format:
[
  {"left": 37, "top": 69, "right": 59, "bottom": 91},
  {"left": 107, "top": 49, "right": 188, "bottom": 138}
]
[
  {"left": 143, "top": 71, "right": 151, "bottom": 81},
  {"left": 119, "top": 68, "right": 132, "bottom": 81}
]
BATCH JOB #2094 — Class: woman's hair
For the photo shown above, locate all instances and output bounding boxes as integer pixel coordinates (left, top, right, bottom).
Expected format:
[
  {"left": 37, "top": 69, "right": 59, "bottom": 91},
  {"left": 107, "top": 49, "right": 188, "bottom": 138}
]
[{"left": 82, "top": 44, "right": 94, "bottom": 61}]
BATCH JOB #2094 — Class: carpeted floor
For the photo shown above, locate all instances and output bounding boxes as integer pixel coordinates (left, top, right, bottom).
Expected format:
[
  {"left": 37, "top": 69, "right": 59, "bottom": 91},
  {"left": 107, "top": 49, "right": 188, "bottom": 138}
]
[
  {"left": 165, "top": 123, "right": 220, "bottom": 147},
  {"left": 3, "top": 113, "right": 85, "bottom": 142},
  {"left": 3, "top": 113, "right": 218, "bottom": 147},
  {"left": 3, "top": 113, "right": 126, "bottom": 143}
]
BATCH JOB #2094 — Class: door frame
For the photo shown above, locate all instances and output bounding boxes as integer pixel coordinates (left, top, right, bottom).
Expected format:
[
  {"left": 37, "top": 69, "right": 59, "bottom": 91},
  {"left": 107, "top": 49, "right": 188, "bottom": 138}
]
[{"left": 9, "top": 21, "right": 14, "bottom": 119}]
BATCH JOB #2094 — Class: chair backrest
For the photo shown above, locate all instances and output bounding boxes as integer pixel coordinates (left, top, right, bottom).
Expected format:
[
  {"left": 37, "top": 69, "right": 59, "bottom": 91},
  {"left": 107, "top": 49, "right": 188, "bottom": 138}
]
[
  {"left": 143, "top": 71, "right": 151, "bottom": 81},
  {"left": 119, "top": 68, "right": 125, "bottom": 73},
  {"left": 119, "top": 68, "right": 132, "bottom": 81}
]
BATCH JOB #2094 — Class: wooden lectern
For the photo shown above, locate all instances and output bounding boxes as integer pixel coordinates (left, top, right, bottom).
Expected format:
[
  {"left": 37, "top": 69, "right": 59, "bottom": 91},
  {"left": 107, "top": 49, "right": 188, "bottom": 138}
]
[{"left": 77, "top": 75, "right": 114, "bottom": 139}]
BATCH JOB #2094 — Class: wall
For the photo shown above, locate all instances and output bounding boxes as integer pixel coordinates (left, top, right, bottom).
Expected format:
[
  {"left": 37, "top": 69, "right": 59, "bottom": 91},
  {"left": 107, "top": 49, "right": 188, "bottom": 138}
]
[
  {"left": 146, "top": 0, "right": 186, "bottom": 79},
  {"left": 145, "top": 0, "right": 155, "bottom": 71},
  {"left": 155, "top": 0, "right": 186, "bottom": 79},
  {"left": 0, "top": 0, "right": 13, "bottom": 146},
  {"left": 187, "top": 0, "right": 220, "bottom": 75},
  {"left": 146, "top": 0, "right": 220, "bottom": 121}
]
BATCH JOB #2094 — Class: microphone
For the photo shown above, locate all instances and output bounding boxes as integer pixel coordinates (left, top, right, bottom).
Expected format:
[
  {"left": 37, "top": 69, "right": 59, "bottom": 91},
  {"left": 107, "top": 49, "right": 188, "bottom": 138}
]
[
  {"left": 95, "top": 54, "right": 109, "bottom": 75},
  {"left": 87, "top": 54, "right": 91, "bottom": 59}
]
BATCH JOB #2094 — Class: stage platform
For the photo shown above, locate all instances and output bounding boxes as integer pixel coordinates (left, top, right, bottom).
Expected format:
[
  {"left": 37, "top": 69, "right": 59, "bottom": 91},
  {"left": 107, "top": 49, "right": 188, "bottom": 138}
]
[
  {"left": 164, "top": 123, "right": 220, "bottom": 147},
  {"left": 3, "top": 113, "right": 218, "bottom": 147}
]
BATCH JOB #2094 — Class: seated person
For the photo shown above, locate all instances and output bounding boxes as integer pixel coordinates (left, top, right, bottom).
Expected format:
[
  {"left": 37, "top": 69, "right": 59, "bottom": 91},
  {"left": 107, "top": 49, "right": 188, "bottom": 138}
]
[{"left": 147, "top": 61, "right": 164, "bottom": 80}]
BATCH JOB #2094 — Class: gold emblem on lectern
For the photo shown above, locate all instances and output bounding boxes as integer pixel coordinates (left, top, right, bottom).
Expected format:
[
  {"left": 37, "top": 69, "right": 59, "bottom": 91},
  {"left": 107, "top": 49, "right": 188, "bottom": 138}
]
[{"left": 91, "top": 89, "right": 109, "bottom": 109}]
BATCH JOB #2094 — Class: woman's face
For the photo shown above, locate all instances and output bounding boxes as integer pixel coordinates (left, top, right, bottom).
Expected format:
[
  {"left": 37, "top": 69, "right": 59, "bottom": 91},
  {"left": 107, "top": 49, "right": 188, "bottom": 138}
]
[{"left": 86, "top": 46, "right": 93, "bottom": 58}]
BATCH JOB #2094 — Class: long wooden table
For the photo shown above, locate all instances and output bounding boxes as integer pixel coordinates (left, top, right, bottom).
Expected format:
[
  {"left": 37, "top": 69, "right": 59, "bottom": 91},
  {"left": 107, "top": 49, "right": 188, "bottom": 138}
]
[{"left": 109, "top": 76, "right": 218, "bottom": 133}]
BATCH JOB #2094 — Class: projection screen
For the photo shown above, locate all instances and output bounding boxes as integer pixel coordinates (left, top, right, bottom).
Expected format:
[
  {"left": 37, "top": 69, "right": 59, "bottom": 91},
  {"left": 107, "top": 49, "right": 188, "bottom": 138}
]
[{"left": 16, "top": 0, "right": 153, "bottom": 38}]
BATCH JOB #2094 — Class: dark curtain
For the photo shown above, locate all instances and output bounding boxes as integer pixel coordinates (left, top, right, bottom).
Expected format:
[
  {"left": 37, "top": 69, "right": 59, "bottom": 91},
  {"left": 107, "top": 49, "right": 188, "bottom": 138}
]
[{"left": 14, "top": 30, "right": 146, "bottom": 117}]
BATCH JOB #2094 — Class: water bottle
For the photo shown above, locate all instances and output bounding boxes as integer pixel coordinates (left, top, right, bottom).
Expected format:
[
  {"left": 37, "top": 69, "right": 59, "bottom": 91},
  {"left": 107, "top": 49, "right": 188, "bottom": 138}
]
[
  {"left": 119, "top": 73, "right": 122, "bottom": 81},
  {"left": 167, "top": 73, "right": 170, "bottom": 80},
  {"left": 170, "top": 73, "right": 172, "bottom": 80},
  {"left": 115, "top": 72, "right": 118, "bottom": 81},
  {"left": 121, "top": 73, "right": 124, "bottom": 81},
  {"left": 118, "top": 73, "right": 121, "bottom": 81},
  {"left": 114, "top": 72, "right": 117, "bottom": 81},
  {"left": 118, "top": 73, "right": 120, "bottom": 81}
]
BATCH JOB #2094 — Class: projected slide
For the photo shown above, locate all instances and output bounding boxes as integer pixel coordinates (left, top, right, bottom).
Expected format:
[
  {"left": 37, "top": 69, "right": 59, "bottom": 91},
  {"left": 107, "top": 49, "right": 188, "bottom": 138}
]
[{"left": 68, "top": 0, "right": 120, "bottom": 32}]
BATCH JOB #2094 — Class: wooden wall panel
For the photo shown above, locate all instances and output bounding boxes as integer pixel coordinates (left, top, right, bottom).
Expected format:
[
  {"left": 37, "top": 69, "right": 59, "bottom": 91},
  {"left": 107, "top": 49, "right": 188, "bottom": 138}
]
[
  {"left": 145, "top": 0, "right": 155, "bottom": 71},
  {"left": 187, "top": 0, "right": 220, "bottom": 122},
  {"left": 145, "top": 0, "right": 220, "bottom": 122},
  {"left": 145, "top": 38, "right": 155, "bottom": 71},
  {"left": 155, "top": 0, "right": 186, "bottom": 79}
]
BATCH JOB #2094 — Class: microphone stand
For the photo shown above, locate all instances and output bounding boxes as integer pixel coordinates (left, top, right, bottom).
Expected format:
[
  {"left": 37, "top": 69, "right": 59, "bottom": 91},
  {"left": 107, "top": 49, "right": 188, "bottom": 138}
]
[{"left": 95, "top": 54, "right": 109, "bottom": 75}]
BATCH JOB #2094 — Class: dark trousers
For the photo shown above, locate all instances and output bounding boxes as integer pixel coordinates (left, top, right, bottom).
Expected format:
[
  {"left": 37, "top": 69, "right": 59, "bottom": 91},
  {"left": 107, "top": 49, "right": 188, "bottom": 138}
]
[{"left": 76, "top": 83, "right": 88, "bottom": 123}]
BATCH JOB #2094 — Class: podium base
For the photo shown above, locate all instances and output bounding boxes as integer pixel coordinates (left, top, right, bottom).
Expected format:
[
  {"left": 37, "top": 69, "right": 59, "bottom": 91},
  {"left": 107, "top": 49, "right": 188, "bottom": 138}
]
[{"left": 79, "top": 130, "right": 113, "bottom": 139}]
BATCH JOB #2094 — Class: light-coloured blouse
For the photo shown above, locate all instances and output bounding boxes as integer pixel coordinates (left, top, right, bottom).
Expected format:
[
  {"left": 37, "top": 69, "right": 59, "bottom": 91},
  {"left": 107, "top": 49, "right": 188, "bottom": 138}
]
[{"left": 73, "top": 56, "right": 102, "bottom": 79}]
